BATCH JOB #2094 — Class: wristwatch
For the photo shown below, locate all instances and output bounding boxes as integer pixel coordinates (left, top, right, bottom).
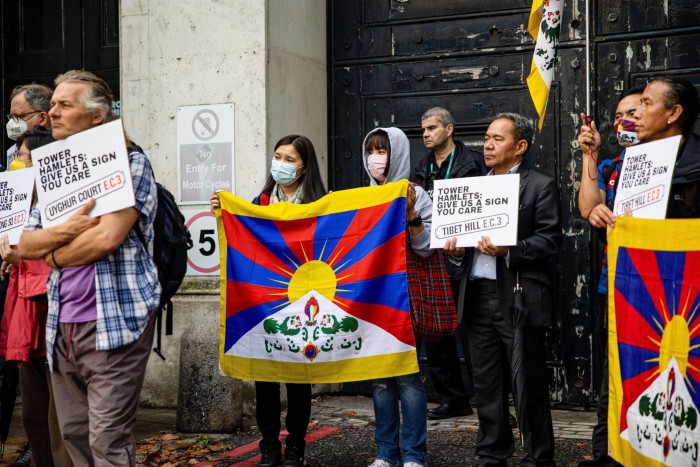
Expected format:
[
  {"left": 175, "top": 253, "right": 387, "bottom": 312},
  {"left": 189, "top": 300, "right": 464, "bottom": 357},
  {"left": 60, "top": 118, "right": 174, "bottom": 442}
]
[{"left": 407, "top": 215, "right": 423, "bottom": 227}]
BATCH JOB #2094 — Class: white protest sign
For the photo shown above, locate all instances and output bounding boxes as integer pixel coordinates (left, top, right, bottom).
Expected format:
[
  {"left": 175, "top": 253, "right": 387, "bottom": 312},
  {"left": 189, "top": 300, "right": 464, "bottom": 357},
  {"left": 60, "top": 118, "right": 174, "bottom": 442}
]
[
  {"left": 0, "top": 168, "right": 35, "bottom": 245},
  {"left": 31, "top": 119, "right": 135, "bottom": 228},
  {"left": 613, "top": 135, "right": 680, "bottom": 219},
  {"left": 431, "top": 174, "right": 519, "bottom": 248}
]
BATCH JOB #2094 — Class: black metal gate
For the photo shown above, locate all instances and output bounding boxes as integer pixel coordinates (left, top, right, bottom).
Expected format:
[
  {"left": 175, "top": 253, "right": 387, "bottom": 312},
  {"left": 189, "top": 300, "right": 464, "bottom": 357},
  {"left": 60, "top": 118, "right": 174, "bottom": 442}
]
[
  {"left": 329, "top": 1, "right": 700, "bottom": 403},
  {"left": 1, "top": 0, "right": 120, "bottom": 162}
]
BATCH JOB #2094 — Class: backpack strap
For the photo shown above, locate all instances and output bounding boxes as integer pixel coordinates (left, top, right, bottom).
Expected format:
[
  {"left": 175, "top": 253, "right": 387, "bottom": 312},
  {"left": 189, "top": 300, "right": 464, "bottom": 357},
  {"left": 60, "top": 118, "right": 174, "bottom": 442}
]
[{"left": 128, "top": 145, "right": 170, "bottom": 360}]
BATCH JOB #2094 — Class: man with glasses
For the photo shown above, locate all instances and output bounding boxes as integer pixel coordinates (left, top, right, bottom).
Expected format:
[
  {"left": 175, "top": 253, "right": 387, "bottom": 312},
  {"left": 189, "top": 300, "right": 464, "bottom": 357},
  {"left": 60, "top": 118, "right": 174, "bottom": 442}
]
[
  {"left": 411, "top": 107, "right": 485, "bottom": 419},
  {"left": 6, "top": 84, "right": 52, "bottom": 166}
]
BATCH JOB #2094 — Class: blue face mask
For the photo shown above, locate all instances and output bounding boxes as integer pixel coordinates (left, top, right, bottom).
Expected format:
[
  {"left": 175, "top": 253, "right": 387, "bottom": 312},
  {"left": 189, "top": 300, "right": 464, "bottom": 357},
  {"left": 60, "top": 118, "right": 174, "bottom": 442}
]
[{"left": 270, "top": 160, "right": 302, "bottom": 186}]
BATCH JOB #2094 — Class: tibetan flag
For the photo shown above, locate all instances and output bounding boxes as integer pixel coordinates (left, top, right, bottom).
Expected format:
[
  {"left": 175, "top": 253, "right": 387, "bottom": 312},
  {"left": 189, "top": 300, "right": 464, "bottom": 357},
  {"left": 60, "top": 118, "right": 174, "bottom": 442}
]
[
  {"left": 216, "top": 180, "right": 418, "bottom": 384},
  {"left": 526, "top": 0, "right": 563, "bottom": 131},
  {"left": 608, "top": 217, "right": 700, "bottom": 466}
]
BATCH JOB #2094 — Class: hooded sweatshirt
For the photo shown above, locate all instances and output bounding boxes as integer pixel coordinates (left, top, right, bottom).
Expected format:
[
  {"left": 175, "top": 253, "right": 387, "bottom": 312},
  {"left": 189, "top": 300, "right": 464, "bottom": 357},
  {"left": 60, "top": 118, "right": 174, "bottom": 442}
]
[{"left": 362, "top": 127, "right": 433, "bottom": 258}]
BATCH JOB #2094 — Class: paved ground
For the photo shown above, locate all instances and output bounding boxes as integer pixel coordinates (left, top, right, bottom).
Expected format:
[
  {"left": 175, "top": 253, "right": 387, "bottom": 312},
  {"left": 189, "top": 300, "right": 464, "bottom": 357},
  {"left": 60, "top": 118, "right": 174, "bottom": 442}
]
[{"left": 0, "top": 395, "right": 597, "bottom": 466}]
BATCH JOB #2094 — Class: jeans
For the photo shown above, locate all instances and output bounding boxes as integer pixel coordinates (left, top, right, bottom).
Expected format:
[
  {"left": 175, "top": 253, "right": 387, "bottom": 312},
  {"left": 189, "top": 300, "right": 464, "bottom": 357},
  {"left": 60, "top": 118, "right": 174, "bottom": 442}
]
[{"left": 372, "top": 373, "right": 428, "bottom": 466}]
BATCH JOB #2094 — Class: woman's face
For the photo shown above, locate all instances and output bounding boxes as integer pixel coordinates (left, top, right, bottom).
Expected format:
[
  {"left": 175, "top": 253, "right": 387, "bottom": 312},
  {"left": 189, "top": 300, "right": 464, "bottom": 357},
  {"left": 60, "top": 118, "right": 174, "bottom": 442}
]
[
  {"left": 273, "top": 144, "right": 304, "bottom": 177},
  {"left": 17, "top": 142, "right": 33, "bottom": 168},
  {"left": 636, "top": 81, "right": 681, "bottom": 142}
]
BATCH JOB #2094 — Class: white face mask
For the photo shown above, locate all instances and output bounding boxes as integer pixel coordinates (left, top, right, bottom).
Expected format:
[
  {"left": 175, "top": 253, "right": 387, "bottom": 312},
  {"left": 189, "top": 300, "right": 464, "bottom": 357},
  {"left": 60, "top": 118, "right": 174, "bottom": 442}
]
[
  {"left": 6, "top": 119, "right": 27, "bottom": 141},
  {"left": 5, "top": 112, "right": 39, "bottom": 140},
  {"left": 368, "top": 153, "right": 387, "bottom": 182}
]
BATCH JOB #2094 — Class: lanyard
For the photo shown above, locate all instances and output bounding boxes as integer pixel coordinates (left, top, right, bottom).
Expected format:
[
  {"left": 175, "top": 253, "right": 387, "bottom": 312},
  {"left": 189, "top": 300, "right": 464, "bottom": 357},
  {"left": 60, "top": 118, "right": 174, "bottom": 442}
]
[{"left": 430, "top": 146, "right": 456, "bottom": 181}]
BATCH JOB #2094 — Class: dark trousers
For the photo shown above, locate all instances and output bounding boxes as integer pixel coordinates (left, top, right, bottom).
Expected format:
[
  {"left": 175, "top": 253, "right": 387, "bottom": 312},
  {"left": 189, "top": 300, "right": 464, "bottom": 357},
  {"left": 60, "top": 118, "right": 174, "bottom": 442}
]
[
  {"left": 585, "top": 294, "right": 622, "bottom": 467},
  {"left": 255, "top": 381, "right": 311, "bottom": 454},
  {"left": 20, "top": 358, "right": 73, "bottom": 467},
  {"left": 425, "top": 280, "right": 475, "bottom": 403},
  {"left": 467, "top": 280, "right": 555, "bottom": 467},
  {"left": 425, "top": 324, "right": 474, "bottom": 403}
]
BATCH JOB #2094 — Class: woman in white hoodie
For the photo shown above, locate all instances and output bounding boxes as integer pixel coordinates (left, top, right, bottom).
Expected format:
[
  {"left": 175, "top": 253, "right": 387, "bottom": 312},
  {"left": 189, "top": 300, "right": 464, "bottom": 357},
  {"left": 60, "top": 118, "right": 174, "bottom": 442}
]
[{"left": 362, "top": 127, "right": 432, "bottom": 467}]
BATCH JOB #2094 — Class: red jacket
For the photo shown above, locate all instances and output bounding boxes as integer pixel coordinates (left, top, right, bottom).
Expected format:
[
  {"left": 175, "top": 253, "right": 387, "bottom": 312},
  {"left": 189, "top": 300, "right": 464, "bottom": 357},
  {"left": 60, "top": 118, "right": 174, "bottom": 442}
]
[{"left": 0, "top": 259, "right": 51, "bottom": 362}]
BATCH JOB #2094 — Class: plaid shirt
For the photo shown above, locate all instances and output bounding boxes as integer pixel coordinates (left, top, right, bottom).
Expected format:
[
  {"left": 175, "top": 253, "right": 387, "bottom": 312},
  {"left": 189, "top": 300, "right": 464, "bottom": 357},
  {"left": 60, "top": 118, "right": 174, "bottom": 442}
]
[{"left": 26, "top": 150, "right": 161, "bottom": 371}]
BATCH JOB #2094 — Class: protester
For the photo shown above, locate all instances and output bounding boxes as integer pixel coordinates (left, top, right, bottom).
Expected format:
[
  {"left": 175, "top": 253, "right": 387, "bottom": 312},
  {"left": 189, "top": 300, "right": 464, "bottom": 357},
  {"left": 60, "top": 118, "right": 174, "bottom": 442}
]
[
  {"left": 362, "top": 127, "right": 431, "bottom": 467},
  {"left": 6, "top": 84, "right": 52, "bottom": 165},
  {"left": 17, "top": 70, "right": 160, "bottom": 465},
  {"left": 578, "top": 77, "right": 700, "bottom": 224},
  {"left": 446, "top": 113, "right": 561, "bottom": 466},
  {"left": 576, "top": 87, "right": 644, "bottom": 467},
  {"left": 411, "top": 107, "right": 484, "bottom": 419},
  {"left": 211, "top": 134, "right": 327, "bottom": 467},
  {"left": 0, "top": 127, "right": 73, "bottom": 467},
  {"left": 0, "top": 83, "right": 53, "bottom": 465},
  {"left": 576, "top": 78, "right": 699, "bottom": 465}
]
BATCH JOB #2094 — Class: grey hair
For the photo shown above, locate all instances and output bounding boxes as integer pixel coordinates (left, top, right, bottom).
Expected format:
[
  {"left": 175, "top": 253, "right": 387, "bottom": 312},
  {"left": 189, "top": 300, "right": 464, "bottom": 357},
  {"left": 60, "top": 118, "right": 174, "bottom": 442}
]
[
  {"left": 421, "top": 107, "right": 455, "bottom": 127},
  {"left": 54, "top": 70, "right": 116, "bottom": 123},
  {"left": 494, "top": 112, "right": 534, "bottom": 156},
  {"left": 11, "top": 84, "right": 53, "bottom": 113}
]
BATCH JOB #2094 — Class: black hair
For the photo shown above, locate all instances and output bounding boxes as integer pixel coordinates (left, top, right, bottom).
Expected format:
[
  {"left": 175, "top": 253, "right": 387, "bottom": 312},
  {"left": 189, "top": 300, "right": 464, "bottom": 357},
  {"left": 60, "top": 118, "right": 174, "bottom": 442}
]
[
  {"left": 652, "top": 77, "right": 699, "bottom": 136},
  {"left": 618, "top": 86, "right": 645, "bottom": 103},
  {"left": 14, "top": 126, "right": 55, "bottom": 154},
  {"left": 261, "top": 135, "right": 327, "bottom": 203},
  {"left": 364, "top": 130, "right": 391, "bottom": 178},
  {"left": 494, "top": 112, "right": 534, "bottom": 157}
]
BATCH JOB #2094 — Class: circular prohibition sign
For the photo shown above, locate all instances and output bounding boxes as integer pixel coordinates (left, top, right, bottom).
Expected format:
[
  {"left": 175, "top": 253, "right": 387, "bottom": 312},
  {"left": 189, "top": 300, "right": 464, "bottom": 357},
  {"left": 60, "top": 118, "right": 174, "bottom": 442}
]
[{"left": 185, "top": 211, "right": 220, "bottom": 274}]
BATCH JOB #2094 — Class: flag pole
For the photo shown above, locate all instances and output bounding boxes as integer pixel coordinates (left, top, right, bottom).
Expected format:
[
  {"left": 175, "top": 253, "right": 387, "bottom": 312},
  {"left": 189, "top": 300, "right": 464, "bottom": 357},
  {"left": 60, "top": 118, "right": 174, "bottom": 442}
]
[{"left": 585, "top": 0, "right": 591, "bottom": 117}]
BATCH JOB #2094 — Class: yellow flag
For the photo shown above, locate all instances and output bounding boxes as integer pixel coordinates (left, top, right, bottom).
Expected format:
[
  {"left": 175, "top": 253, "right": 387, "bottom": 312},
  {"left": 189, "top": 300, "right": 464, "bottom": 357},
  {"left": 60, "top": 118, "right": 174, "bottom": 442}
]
[{"left": 526, "top": 0, "right": 563, "bottom": 131}]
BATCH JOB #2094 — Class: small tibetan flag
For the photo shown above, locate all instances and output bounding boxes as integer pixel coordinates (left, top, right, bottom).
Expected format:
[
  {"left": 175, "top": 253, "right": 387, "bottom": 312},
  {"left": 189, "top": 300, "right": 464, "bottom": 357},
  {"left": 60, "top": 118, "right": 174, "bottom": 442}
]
[
  {"left": 216, "top": 180, "right": 418, "bottom": 383},
  {"left": 526, "top": 0, "right": 563, "bottom": 131}
]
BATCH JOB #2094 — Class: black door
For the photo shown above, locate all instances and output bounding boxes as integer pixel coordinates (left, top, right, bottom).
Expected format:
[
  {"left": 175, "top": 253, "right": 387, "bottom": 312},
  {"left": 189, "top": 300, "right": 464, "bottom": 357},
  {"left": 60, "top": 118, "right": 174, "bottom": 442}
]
[
  {"left": 329, "top": 1, "right": 700, "bottom": 403},
  {"left": 1, "top": 0, "right": 120, "bottom": 162}
]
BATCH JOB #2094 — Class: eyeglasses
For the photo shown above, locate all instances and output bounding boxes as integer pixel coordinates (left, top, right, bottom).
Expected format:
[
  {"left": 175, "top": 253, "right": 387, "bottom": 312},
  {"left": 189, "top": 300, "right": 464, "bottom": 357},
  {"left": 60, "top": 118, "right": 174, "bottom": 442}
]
[{"left": 6, "top": 111, "right": 39, "bottom": 123}]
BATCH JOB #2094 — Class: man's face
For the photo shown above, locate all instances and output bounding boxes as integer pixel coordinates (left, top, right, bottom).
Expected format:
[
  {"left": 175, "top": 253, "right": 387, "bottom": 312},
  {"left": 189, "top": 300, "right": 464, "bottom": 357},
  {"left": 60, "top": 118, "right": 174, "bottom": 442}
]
[
  {"left": 421, "top": 116, "right": 453, "bottom": 150},
  {"left": 9, "top": 92, "right": 42, "bottom": 131},
  {"left": 483, "top": 118, "right": 526, "bottom": 174},
  {"left": 49, "top": 81, "right": 102, "bottom": 140},
  {"left": 635, "top": 81, "right": 676, "bottom": 143},
  {"left": 614, "top": 94, "right": 642, "bottom": 125}
]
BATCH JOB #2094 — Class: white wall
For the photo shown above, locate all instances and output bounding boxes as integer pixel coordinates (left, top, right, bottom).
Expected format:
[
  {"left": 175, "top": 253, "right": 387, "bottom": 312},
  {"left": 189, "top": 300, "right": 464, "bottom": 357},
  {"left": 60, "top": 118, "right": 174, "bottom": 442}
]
[
  {"left": 267, "top": 0, "right": 328, "bottom": 183},
  {"left": 120, "top": 0, "right": 327, "bottom": 407}
]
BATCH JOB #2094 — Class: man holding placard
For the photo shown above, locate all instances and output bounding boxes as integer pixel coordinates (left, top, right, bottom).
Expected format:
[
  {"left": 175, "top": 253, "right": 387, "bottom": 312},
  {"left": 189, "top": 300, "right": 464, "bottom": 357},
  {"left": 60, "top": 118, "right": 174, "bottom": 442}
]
[
  {"left": 17, "top": 70, "right": 160, "bottom": 465},
  {"left": 446, "top": 113, "right": 561, "bottom": 467},
  {"left": 412, "top": 107, "right": 485, "bottom": 420}
]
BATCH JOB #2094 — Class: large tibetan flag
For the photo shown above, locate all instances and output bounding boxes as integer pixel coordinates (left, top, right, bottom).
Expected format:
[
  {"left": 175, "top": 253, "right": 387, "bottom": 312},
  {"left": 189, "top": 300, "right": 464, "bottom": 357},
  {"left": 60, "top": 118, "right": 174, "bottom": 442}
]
[
  {"left": 216, "top": 180, "right": 418, "bottom": 383},
  {"left": 608, "top": 217, "right": 700, "bottom": 466},
  {"left": 526, "top": 0, "right": 563, "bottom": 131}
]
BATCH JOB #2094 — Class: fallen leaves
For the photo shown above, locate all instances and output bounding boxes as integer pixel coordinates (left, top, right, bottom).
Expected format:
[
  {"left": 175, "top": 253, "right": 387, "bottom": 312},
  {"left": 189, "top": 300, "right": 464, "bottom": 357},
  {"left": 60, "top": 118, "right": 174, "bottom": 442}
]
[{"left": 136, "top": 432, "right": 233, "bottom": 466}]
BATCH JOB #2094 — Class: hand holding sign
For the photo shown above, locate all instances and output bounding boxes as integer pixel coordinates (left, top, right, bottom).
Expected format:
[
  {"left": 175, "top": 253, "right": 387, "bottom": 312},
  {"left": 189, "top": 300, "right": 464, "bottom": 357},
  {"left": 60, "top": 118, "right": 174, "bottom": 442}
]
[
  {"left": 55, "top": 198, "right": 99, "bottom": 241},
  {"left": 476, "top": 236, "right": 509, "bottom": 257}
]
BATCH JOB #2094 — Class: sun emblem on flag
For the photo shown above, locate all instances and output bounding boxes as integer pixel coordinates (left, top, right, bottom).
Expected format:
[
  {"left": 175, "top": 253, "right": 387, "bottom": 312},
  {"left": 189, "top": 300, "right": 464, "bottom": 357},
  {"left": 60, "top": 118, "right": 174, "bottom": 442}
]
[{"left": 614, "top": 247, "right": 700, "bottom": 463}]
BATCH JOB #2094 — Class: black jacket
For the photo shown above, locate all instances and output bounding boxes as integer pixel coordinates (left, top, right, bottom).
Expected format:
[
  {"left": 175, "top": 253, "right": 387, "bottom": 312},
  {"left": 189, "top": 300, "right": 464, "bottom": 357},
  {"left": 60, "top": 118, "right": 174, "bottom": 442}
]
[
  {"left": 412, "top": 140, "right": 486, "bottom": 199},
  {"left": 667, "top": 132, "right": 700, "bottom": 218},
  {"left": 456, "top": 167, "right": 562, "bottom": 327}
]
